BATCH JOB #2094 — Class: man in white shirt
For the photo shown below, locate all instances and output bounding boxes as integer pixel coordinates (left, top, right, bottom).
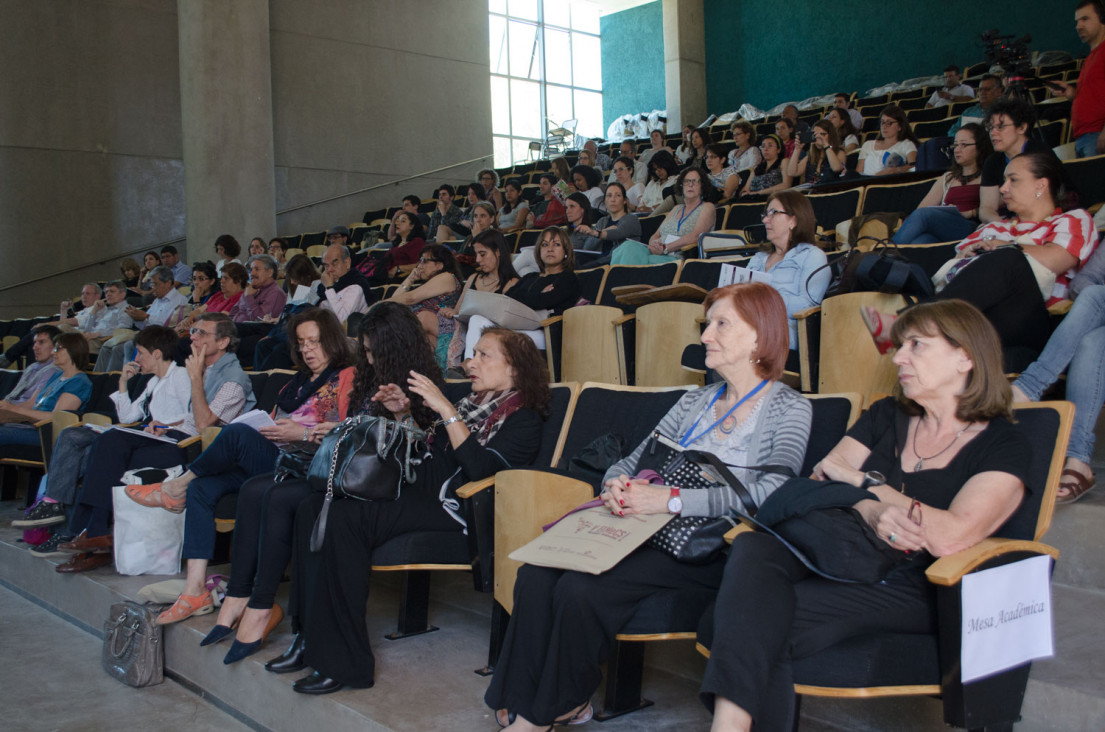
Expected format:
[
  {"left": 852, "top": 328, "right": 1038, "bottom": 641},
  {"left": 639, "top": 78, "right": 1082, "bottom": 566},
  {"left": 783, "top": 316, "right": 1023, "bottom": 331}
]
[
  {"left": 66, "top": 280, "right": 134, "bottom": 353},
  {"left": 834, "top": 94, "right": 865, "bottom": 130},
  {"left": 926, "top": 65, "right": 975, "bottom": 108},
  {"left": 318, "top": 244, "right": 373, "bottom": 324}
]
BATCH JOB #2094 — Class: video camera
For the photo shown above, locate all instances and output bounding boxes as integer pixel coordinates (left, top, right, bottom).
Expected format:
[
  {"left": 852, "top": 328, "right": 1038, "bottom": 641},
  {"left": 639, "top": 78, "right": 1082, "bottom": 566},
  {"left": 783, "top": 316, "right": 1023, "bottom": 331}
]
[{"left": 981, "top": 29, "right": 1033, "bottom": 78}]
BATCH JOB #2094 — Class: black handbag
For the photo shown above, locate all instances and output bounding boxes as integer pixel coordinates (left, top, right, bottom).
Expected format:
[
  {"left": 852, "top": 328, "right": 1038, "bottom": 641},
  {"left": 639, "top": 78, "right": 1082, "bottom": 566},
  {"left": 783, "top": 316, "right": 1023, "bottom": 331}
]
[
  {"left": 102, "top": 601, "right": 163, "bottom": 687},
  {"left": 307, "top": 415, "right": 428, "bottom": 551},
  {"left": 635, "top": 430, "right": 793, "bottom": 563},
  {"left": 273, "top": 441, "right": 318, "bottom": 483},
  {"left": 817, "top": 238, "right": 934, "bottom": 301},
  {"left": 750, "top": 477, "right": 916, "bottom": 583}
]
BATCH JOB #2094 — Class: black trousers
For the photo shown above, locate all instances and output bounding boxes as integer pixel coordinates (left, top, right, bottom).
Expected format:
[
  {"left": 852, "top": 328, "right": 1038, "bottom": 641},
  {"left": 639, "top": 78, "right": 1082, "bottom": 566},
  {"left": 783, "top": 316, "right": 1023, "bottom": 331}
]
[
  {"left": 300, "top": 482, "right": 462, "bottom": 688},
  {"left": 699, "top": 533, "right": 934, "bottom": 732},
  {"left": 935, "top": 247, "right": 1049, "bottom": 372},
  {"left": 484, "top": 547, "right": 726, "bottom": 727},
  {"left": 225, "top": 474, "right": 312, "bottom": 614}
]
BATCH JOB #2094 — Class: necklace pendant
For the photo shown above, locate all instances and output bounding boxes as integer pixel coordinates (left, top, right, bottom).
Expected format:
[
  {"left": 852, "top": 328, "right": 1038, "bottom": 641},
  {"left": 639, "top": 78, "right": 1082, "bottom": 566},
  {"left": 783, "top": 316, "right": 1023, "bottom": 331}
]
[{"left": 915, "top": 459, "right": 924, "bottom": 471}]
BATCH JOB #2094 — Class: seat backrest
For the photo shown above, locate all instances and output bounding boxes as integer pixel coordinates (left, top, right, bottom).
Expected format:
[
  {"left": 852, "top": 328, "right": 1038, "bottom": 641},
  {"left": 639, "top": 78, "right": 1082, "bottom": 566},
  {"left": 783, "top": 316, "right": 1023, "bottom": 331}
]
[
  {"left": 806, "top": 188, "right": 862, "bottom": 230},
  {"left": 575, "top": 266, "right": 608, "bottom": 304},
  {"left": 599, "top": 263, "right": 681, "bottom": 310},
  {"left": 631, "top": 301, "right": 706, "bottom": 388},
  {"left": 678, "top": 259, "right": 725, "bottom": 290},
  {"left": 1001, "top": 402, "right": 1074, "bottom": 541},
  {"left": 555, "top": 382, "right": 689, "bottom": 473},
  {"left": 817, "top": 292, "right": 907, "bottom": 404},
  {"left": 698, "top": 231, "right": 755, "bottom": 259},
  {"left": 1063, "top": 153, "right": 1105, "bottom": 210},
  {"left": 725, "top": 202, "right": 765, "bottom": 231},
  {"left": 555, "top": 306, "right": 626, "bottom": 384},
  {"left": 256, "top": 370, "right": 297, "bottom": 414},
  {"left": 897, "top": 241, "right": 957, "bottom": 278},
  {"left": 860, "top": 178, "right": 939, "bottom": 216},
  {"left": 801, "top": 393, "right": 863, "bottom": 476},
  {"left": 0, "top": 369, "right": 22, "bottom": 400}
]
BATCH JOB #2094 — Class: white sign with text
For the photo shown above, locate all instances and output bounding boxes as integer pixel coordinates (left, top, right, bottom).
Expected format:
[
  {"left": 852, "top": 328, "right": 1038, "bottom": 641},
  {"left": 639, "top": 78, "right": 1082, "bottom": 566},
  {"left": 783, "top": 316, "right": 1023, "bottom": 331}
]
[
  {"left": 717, "top": 263, "right": 773, "bottom": 288},
  {"left": 960, "top": 554, "right": 1054, "bottom": 683}
]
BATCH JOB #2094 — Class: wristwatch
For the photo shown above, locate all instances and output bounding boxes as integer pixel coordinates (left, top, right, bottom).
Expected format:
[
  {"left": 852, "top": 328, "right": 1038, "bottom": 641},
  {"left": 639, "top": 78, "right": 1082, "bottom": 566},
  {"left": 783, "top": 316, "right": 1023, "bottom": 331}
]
[
  {"left": 860, "top": 470, "right": 886, "bottom": 489},
  {"left": 667, "top": 487, "right": 683, "bottom": 514}
]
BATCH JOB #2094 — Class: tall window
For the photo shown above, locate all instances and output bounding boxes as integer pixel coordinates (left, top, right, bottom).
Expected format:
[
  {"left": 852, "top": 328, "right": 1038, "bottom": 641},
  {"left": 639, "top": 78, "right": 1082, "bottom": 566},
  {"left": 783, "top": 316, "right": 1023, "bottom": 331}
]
[{"left": 489, "top": 0, "right": 603, "bottom": 168}]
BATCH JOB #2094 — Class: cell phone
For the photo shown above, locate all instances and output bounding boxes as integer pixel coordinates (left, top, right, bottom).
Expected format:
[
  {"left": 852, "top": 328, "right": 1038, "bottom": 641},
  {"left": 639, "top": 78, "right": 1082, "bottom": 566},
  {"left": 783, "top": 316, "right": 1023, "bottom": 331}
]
[{"left": 1044, "top": 80, "right": 1064, "bottom": 91}]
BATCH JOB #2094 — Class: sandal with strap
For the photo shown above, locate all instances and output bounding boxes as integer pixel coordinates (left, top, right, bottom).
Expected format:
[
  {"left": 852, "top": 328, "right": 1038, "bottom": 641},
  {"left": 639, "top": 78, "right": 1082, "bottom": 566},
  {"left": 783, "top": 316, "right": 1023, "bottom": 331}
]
[
  {"left": 556, "top": 702, "right": 594, "bottom": 726},
  {"left": 1056, "top": 468, "right": 1096, "bottom": 504},
  {"left": 157, "top": 591, "right": 215, "bottom": 625},
  {"left": 125, "top": 482, "right": 186, "bottom": 513},
  {"left": 860, "top": 306, "right": 896, "bottom": 355}
]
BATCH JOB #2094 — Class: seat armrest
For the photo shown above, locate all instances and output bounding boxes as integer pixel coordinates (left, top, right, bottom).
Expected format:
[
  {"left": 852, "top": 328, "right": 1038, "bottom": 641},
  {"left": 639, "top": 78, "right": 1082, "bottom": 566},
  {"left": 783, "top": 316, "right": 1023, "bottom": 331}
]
[
  {"left": 613, "top": 313, "right": 635, "bottom": 326},
  {"left": 540, "top": 315, "right": 563, "bottom": 328},
  {"left": 455, "top": 476, "right": 495, "bottom": 500},
  {"left": 723, "top": 521, "right": 756, "bottom": 544},
  {"left": 793, "top": 305, "right": 821, "bottom": 320},
  {"left": 925, "top": 537, "right": 1059, "bottom": 587},
  {"left": 1047, "top": 300, "right": 1072, "bottom": 316}
]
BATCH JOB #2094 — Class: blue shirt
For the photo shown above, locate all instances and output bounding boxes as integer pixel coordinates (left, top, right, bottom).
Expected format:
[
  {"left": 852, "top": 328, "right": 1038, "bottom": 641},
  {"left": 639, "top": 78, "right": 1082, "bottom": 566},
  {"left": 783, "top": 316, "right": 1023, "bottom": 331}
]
[
  {"left": 33, "top": 372, "right": 93, "bottom": 412},
  {"left": 747, "top": 243, "right": 831, "bottom": 349}
]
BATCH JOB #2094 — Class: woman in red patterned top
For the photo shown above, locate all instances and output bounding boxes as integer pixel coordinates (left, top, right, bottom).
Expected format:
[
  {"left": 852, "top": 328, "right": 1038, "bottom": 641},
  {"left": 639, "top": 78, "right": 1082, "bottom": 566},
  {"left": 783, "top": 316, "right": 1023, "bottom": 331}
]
[{"left": 864, "top": 152, "right": 1099, "bottom": 371}]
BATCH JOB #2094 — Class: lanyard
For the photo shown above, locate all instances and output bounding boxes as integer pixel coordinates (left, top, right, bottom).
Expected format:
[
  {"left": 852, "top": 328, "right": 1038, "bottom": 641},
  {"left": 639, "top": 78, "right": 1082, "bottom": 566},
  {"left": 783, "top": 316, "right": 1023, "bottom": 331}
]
[
  {"left": 680, "top": 380, "right": 768, "bottom": 447},
  {"left": 676, "top": 200, "right": 703, "bottom": 233}
]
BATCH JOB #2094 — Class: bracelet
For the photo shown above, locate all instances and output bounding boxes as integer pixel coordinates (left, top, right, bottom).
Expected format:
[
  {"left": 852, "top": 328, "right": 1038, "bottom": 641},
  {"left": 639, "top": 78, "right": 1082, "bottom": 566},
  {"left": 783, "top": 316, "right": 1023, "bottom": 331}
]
[
  {"left": 303, "top": 427, "right": 310, "bottom": 441},
  {"left": 442, "top": 414, "right": 463, "bottom": 427}
]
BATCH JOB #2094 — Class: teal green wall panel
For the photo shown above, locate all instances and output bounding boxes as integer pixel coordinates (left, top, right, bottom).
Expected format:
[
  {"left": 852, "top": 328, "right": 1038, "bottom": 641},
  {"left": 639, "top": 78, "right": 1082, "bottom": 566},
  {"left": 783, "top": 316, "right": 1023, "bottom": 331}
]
[
  {"left": 703, "top": 0, "right": 1083, "bottom": 113},
  {"left": 601, "top": 1, "right": 665, "bottom": 130}
]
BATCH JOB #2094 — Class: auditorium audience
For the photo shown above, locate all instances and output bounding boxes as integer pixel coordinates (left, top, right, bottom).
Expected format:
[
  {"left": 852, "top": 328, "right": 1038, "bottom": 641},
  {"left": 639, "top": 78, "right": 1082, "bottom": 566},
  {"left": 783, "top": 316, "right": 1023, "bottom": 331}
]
[
  {"left": 611, "top": 156, "right": 646, "bottom": 211},
  {"left": 825, "top": 108, "right": 861, "bottom": 153},
  {"left": 214, "top": 234, "right": 243, "bottom": 277},
  {"left": 428, "top": 184, "right": 465, "bottom": 243},
  {"left": 497, "top": 179, "right": 530, "bottom": 233},
  {"left": 639, "top": 128, "right": 674, "bottom": 167},
  {"left": 638, "top": 150, "right": 679, "bottom": 215},
  {"left": 676, "top": 124, "right": 696, "bottom": 164},
  {"left": 726, "top": 121, "right": 763, "bottom": 172},
  {"left": 926, "top": 64, "right": 975, "bottom": 108},
  {"left": 570, "top": 164, "right": 605, "bottom": 211},
  {"left": 248, "top": 238, "right": 266, "bottom": 257},
  {"left": 0, "top": 333, "right": 91, "bottom": 444},
  {"left": 388, "top": 244, "right": 465, "bottom": 363},
  {"left": 774, "top": 117, "right": 797, "bottom": 158},
  {"left": 704, "top": 144, "right": 742, "bottom": 200},
  {"left": 575, "top": 182, "right": 642, "bottom": 256},
  {"left": 786, "top": 120, "right": 846, "bottom": 185},
  {"left": 978, "top": 98, "right": 1049, "bottom": 224},
  {"left": 229, "top": 255, "right": 288, "bottom": 323},
  {"left": 478, "top": 169, "right": 504, "bottom": 211},
  {"left": 317, "top": 244, "right": 374, "bottom": 324},
  {"left": 525, "top": 174, "right": 567, "bottom": 228}
]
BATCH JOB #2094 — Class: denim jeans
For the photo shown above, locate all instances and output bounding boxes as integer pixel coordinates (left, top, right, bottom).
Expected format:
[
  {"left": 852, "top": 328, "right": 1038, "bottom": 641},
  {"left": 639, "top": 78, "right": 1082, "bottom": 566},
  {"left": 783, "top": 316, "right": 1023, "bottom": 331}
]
[
  {"left": 1075, "top": 131, "right": 1101, "bottom": 159},
  {"left": 0, "top": 423, "right": 43, "bottom": 447},
  {"left": 1014, "top": 284, "right": 1105, "bottom": 463},
  {"left": 43, "top": 425, "right": 99, "bottom": 504},
  {"left": 892, "top": 206, "right": 979, "bottom": 245}
]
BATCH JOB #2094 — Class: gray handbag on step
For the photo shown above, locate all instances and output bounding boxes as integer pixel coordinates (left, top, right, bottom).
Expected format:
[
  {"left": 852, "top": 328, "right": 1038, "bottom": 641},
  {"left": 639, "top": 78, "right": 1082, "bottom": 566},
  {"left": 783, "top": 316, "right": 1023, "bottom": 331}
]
[{"left": 102, "top": 601, "right": 164, "bottom": 687}]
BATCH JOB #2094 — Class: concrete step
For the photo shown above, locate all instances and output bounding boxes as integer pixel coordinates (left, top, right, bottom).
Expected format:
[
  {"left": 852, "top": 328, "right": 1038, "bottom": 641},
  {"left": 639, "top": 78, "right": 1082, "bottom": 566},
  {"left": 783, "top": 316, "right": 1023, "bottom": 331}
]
[{"left": 1046, "top": 490, "right": 1105, "bottom": 593}]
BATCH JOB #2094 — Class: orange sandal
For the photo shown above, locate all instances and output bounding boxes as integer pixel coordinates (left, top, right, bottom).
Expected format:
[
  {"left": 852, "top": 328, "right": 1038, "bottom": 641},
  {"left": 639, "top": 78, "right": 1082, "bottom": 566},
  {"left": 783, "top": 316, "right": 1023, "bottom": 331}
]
[
  {"left": 125, "top": 483, "right": 186, "bottom": 513},
  {"left": 157, "top": 591, "right": 215, "bottom": 625}
]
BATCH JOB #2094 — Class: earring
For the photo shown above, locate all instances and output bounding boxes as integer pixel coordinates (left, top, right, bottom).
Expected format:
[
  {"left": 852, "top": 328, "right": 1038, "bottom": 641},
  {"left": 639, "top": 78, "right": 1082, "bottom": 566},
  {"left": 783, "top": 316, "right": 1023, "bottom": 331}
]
[{"left": 1035, "top": 191, "right": 1042, "bottom": 199}]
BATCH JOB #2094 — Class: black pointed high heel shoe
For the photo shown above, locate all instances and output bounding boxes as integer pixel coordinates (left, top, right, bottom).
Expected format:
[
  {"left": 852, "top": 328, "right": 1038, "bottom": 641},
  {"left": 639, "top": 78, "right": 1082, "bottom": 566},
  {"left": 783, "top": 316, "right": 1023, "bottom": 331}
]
[
  {"left": 200, "top": 620, "right": 238, "bottom": 647},
  {"left": 222, "top": 605, "right": 284, "bottom": 665},
  {"left": 265, "top": 633, "right": 306, "bottom": 674}
]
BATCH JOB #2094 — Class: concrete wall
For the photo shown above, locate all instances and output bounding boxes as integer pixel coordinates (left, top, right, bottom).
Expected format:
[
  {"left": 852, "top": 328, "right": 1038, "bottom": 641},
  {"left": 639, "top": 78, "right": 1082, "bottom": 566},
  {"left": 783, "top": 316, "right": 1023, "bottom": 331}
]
[
  {"left": 269, "top": 0, "right": 493, "bottom": 236},
  {"left": 0, "top": 0, "right": 184, "bottom": 318},
  {"left": 601, "top": 1, "right": 665, "bottom": 131},
  {"left": 0, "top": 0, "right": 493, "bottom": 318}
]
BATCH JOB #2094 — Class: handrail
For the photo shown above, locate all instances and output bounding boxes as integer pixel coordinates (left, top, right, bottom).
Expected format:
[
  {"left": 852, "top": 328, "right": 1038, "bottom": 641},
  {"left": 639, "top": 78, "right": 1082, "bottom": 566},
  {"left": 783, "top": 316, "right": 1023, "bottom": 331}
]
[{"left": 0, "top": 154, "right": 492, "bottom": 295}]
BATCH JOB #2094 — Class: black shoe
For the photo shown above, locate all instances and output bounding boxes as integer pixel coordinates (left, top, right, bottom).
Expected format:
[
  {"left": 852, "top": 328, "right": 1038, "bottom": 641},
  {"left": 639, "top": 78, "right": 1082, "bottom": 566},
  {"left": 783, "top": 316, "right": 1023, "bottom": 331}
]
[
  {"left": 265, "top": 633, "right": 306, "bottom": 674},
  {"left": 28, "top": 531, "right": 69, "bottom": 558},
  {"left": 292, "top": 671, "right": 355, "bottom": 695},
  {"left": 13, "top": 501, "right": 66, "bottom": 528}
]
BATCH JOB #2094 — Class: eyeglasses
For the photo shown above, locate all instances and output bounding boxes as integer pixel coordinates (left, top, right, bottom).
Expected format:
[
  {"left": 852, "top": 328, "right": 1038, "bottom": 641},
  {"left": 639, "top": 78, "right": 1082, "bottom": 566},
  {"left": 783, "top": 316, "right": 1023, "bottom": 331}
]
[
  {"left": 880, "top": 119, "right": 899, "bottom": 126},
  {"left": 985, "top": 121, "right": 1014, "bottom": 132},
  {"left": 190, "top": 327, "right": 216, "bottom": 337},
  {"left": 418, "top": 258, "right": 439, "bottom": 265},
  {"left": 297, "top": 338, "right": 322, "bottom": 351},
  {"left": 950, "top": 142, "right": 977, "bottom": 149},
  {"left": 682, "top": 178, "right": 702, "bottom": 187},
  {"left": 761, "top": 208, "right": 789, "bottom": 220}
]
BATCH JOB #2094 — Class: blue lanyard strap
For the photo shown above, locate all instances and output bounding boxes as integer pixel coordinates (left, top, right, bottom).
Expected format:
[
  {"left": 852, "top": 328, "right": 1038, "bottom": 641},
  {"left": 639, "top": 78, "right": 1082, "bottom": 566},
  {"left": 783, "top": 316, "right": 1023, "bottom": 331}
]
[
  {"left": 680, "top": 380, "right": 768, "bottom": 447},
  {"left": 676, "top": 200, "right": 702, "bottom": 233}
]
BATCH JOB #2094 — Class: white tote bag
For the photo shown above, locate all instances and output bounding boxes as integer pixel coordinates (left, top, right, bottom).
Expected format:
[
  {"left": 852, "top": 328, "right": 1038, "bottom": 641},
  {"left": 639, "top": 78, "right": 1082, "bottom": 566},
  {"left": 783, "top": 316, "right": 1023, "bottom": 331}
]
[{"left": 111, "top": 465, "right": 186, "bottom": 576}]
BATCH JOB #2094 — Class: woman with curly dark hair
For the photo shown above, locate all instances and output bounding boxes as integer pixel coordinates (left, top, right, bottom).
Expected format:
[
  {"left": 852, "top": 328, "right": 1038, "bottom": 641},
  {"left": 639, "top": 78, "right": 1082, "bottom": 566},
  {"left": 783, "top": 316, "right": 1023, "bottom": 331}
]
[
  {"left": 287, "top": 327, "right": 550, "bottom": 694},
  {"left": 569, "top": 164, "right": 604, "bottom": 211}
]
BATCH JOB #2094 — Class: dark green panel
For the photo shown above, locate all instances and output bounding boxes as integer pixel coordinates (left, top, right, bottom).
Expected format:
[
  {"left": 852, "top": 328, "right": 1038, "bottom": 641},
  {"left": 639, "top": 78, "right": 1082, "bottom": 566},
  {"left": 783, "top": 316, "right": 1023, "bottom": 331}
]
[{"left": 600, "top": 1, "right": 665, "bottom": 130}]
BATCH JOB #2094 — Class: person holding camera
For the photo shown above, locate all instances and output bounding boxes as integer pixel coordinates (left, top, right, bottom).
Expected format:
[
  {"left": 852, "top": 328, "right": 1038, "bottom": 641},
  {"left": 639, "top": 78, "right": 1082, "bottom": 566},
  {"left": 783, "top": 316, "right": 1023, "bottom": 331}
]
[{"left": 785, "top": 121, "right": 847, "bottom": 185}]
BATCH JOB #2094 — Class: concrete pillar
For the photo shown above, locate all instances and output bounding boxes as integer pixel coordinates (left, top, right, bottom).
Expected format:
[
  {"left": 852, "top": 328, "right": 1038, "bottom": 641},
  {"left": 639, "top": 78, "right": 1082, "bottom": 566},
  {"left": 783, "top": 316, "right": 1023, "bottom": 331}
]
[
  {"left": 177, "top": 0, "right": 276, "bottom": 259},
  {"left": 663, "top": 0, "right": 707, "bottom": 130}
]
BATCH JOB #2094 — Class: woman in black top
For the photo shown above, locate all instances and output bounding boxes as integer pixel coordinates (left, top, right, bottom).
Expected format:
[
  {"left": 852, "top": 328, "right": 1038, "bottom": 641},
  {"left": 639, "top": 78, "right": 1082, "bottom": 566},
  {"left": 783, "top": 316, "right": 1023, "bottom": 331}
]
[
  {"left": 507, "top": 226, "right": 581, "bottom": 316},
  {"left": 288, "top": 328, "right": 551, "bottom": 694}
]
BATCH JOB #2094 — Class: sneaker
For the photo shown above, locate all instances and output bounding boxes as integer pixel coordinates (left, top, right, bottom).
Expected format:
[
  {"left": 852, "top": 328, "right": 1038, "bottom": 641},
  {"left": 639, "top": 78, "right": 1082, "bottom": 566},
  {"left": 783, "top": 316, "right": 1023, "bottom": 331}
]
[
  {"left": 29, "top": 531, "right": 71, "bottom": 558},
  {"left": 12, "top": 500, "right": 66, "bottom": 528}
]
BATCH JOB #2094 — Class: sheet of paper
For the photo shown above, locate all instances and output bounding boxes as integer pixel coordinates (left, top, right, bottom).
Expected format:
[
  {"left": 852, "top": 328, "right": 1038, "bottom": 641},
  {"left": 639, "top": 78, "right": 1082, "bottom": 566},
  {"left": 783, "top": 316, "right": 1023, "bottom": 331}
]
[
  {"left": 290, "top": 284, "right": 312, "bottom": 304},
  {"left": 509, "top": 507, "right": 672, "bottom": 575},
  {"left": 663, "top": 234, "right": 682, "bottom": 246},
  {"left": 230, "top": 409, "right": 277, "bottom": 430},
  {"left": 110, "top": 425, "right": 181, "bottom": 444},
  {"left": 960, "top": 554, "right": 1054, "bottom": 683},
  {"left": 718, "top": 264, "right": 773, "bottom": 287}
]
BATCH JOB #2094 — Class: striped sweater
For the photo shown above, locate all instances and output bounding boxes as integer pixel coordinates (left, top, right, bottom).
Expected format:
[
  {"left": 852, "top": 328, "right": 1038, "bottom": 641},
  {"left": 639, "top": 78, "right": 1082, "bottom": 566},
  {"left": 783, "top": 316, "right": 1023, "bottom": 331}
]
[{"left": 603, "top": 381, "right": 811, "bottom": 518}]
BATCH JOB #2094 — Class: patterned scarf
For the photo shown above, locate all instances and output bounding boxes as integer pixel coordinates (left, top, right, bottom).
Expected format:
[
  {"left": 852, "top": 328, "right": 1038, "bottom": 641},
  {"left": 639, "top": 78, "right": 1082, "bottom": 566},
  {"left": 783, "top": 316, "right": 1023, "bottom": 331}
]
[{"left": 453, "top": 389, "right": 524, "bottom": 445}]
